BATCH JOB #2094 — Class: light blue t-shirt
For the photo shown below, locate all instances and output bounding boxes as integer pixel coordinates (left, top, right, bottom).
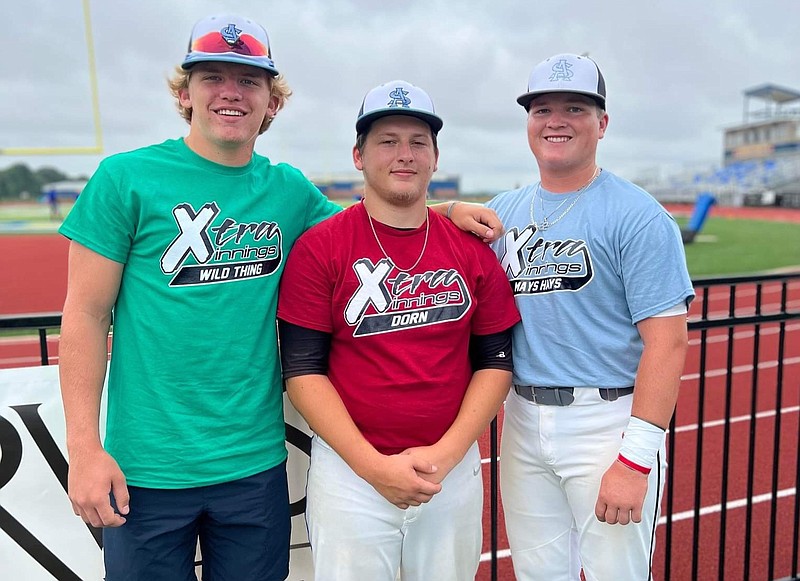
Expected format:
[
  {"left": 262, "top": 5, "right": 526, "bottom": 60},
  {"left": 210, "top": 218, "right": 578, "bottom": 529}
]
[{"left": 487, "top": 169, "right": 695, "bottom": 388}]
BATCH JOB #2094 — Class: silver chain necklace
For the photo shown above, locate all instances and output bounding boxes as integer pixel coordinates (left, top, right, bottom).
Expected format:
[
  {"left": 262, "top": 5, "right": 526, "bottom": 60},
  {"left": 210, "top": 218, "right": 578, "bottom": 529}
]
[
  {"left": 530, "top": 167, "right": 602, "bottom": 231},
  {"left": 365, "top": 202, "right": 430, "bottom": 272}
]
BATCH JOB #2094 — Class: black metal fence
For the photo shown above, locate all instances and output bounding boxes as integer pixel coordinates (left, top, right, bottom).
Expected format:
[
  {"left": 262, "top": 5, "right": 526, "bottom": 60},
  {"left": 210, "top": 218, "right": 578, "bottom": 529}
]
[
  {"left": 2, "top": 271, "right": 800, "bottom": 581},
  {"left": 0, "top": 311, "right": 62, "bottom": 366},
  {"left": 660, "top": 272, "right": 800, "bottom": 581}
]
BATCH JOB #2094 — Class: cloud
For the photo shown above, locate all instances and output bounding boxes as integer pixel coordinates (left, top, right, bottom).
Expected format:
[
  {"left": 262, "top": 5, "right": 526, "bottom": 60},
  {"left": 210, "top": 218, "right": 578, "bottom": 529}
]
[{"left": 3, "top": 0, "right": 799, "bottom": 192}]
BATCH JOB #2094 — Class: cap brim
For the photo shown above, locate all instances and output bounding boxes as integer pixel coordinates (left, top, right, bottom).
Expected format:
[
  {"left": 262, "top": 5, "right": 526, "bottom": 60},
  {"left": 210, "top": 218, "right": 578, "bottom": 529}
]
[
  {"left": 517, "top": 89, "right": 605, "bottom": 110},
  {"left": 356, "top": 108, "right": 443, "bottom": 135},
  {"left": 181, "top": 53, "right": 279, "bottom": 76}
]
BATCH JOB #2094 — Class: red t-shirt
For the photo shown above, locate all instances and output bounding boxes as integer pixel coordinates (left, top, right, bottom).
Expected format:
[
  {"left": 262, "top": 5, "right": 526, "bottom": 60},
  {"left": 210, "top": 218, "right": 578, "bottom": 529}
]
[{"left": 278, "top": 202, "right": 520, "bottom": 454}]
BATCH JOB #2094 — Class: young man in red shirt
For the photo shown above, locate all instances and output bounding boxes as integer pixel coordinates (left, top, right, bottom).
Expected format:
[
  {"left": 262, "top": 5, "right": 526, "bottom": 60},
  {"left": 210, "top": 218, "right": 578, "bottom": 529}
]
[{"left": 277, "top": 80, "right": 520, "bottom": 580}]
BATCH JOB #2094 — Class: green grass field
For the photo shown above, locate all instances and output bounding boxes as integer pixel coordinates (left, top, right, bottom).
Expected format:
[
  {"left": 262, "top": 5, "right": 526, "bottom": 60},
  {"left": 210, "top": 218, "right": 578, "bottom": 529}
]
[
  {"left": 681, "top": 218, "right": 800, "bottom": 277},
  {"left": 2, "top": 201, "right": 799, "bottom": 277},
  {"left": 0, "top": 202, "right": 72, "bottom": 220}
]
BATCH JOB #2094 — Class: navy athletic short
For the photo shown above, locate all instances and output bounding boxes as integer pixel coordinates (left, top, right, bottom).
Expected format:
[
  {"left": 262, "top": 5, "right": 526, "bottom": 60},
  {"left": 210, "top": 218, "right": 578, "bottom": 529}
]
[{"left": 103, "top": 461, "right": 290, "bottom": 581}]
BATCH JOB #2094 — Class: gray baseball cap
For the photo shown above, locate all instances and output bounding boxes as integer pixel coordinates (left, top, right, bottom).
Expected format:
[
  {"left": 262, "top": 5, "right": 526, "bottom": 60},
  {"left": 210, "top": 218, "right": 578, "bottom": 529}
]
[
  {"left": 356, "top": 80, "right": 444, "bottom": 135},
  {"left": 517, "top": 53, "right": 606, "bottom": 111}
]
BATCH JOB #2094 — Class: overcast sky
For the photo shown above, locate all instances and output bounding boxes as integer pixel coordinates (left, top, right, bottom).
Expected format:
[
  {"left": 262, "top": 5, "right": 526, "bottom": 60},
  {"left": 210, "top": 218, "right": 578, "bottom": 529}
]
[{"left": 3, "top": 0, "right": 799, "bottom": 193}]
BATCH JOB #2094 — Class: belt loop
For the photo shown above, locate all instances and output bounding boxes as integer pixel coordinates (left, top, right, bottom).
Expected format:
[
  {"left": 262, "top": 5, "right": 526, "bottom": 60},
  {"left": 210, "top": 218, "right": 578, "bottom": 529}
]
[
  {"left": 553, "top": 388, "right": 569, "bottom": 406},
  {"left": 598, "top": 386, "right": 635, "bottom": 402}
]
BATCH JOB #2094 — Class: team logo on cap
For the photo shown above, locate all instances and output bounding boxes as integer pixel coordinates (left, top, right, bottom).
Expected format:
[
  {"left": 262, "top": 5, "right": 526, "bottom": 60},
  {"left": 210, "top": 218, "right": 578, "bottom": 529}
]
[
  {"left": 220, "top": 23, "right": 243, "bottom": 46},
  {"left": 549, "top": 59, "right": 574, "bottom": 82},
  {"left": 387, "top": 87, "right": 412, "bottom": 108}
]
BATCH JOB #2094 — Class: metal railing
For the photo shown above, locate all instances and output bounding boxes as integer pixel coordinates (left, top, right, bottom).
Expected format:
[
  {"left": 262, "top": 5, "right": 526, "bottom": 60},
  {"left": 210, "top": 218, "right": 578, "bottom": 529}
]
[
  {"left": 661, "top": 272, "right": 800, "bottom": 581},
  {"left": 483, "top": 271, "right": 800, "bottom": 581},
  {"left": 3, "top": 271, "right": 800, "bottom": 580},
  {"left": 0, "top": 312, "right": 62, "bottom": 366}
]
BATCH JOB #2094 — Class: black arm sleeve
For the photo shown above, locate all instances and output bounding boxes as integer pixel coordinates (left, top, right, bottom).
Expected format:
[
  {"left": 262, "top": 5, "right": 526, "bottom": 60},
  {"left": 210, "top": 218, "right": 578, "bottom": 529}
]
[
  {"left": 469, "top": 328, "right": 514, "bottom": 372},
  {"left": 277, "top": 319, "right": 332, "bottom": 379}
]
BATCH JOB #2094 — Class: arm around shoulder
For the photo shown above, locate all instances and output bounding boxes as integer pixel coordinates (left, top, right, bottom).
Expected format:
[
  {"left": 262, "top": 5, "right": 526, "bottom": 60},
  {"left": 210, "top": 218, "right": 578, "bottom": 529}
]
[{"left": 430, "top": 201, "right": 504, "bottom": 243}]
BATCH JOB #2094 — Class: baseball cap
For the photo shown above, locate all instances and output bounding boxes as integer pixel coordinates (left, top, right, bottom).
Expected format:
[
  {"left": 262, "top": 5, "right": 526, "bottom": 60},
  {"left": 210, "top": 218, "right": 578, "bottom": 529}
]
[
  {"left": 517, "top": 53, "right": 606, "bottom": 111},
  {"left": 356, "top": 80, "right": 444, "bottom": 135},
  {"left": 181, "top": 14, "right": 279, "bottom": 76}
]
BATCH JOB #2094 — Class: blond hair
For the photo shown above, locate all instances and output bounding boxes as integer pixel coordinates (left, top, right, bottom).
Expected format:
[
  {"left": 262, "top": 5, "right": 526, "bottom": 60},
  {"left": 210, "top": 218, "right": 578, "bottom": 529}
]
[{"left": 167, "top": 66, "right": 292, "bottom": 134}]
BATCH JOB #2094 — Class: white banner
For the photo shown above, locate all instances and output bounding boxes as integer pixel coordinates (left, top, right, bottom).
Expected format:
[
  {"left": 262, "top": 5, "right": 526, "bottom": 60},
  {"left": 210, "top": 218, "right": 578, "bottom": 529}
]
[{"left": 0, "top": 366, "right": 313, "bottom": 580}]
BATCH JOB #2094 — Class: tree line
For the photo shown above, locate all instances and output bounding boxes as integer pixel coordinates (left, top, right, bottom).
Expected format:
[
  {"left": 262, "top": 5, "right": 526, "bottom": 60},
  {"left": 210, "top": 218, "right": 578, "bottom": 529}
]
[{"left": 0, "top": 163, "right": 87, "bottom": 200}]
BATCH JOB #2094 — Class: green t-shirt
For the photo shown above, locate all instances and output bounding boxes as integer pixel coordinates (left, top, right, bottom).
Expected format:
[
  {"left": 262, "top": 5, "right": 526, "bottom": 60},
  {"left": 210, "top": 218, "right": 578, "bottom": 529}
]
[{"left": 59, "top": 138, "right": 339, "bottom": 488}]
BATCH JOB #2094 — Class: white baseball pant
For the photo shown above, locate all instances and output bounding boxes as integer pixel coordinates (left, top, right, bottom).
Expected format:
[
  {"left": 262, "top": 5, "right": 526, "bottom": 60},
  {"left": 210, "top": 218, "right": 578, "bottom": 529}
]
[
  {"left": 500, "top": 387, "right": 666, "bottom": 581},
  {"left": 306, "top": 436, "right": 483, "bottom": 581}
]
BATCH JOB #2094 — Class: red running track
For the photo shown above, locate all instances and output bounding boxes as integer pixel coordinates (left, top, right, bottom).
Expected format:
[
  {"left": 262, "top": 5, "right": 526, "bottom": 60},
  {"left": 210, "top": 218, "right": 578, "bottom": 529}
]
[
  {"left": 0, "top": 233, "right": 70, "bottom": 316},
  {"left": 2, "top": 206, "right": 800, "bottom": 580}
]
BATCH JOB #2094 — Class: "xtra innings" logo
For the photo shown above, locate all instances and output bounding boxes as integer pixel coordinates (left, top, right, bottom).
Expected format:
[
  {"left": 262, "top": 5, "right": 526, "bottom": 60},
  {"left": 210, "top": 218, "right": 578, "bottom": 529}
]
[
  {"left": 344, "top": 259, "right": 471, "bottom": 337},
  {"left": 499, "top": 225, "right": 594, "bottom": 295},
  {"left": 160, "top": 202, "right": 283, "bottom": 287}
]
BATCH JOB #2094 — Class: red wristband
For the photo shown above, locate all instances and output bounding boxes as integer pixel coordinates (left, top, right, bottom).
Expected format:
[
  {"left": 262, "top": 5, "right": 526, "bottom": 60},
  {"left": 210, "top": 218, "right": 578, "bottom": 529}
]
[{"left": 617, "top": 453, "right": 651, "bottom": 475}]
